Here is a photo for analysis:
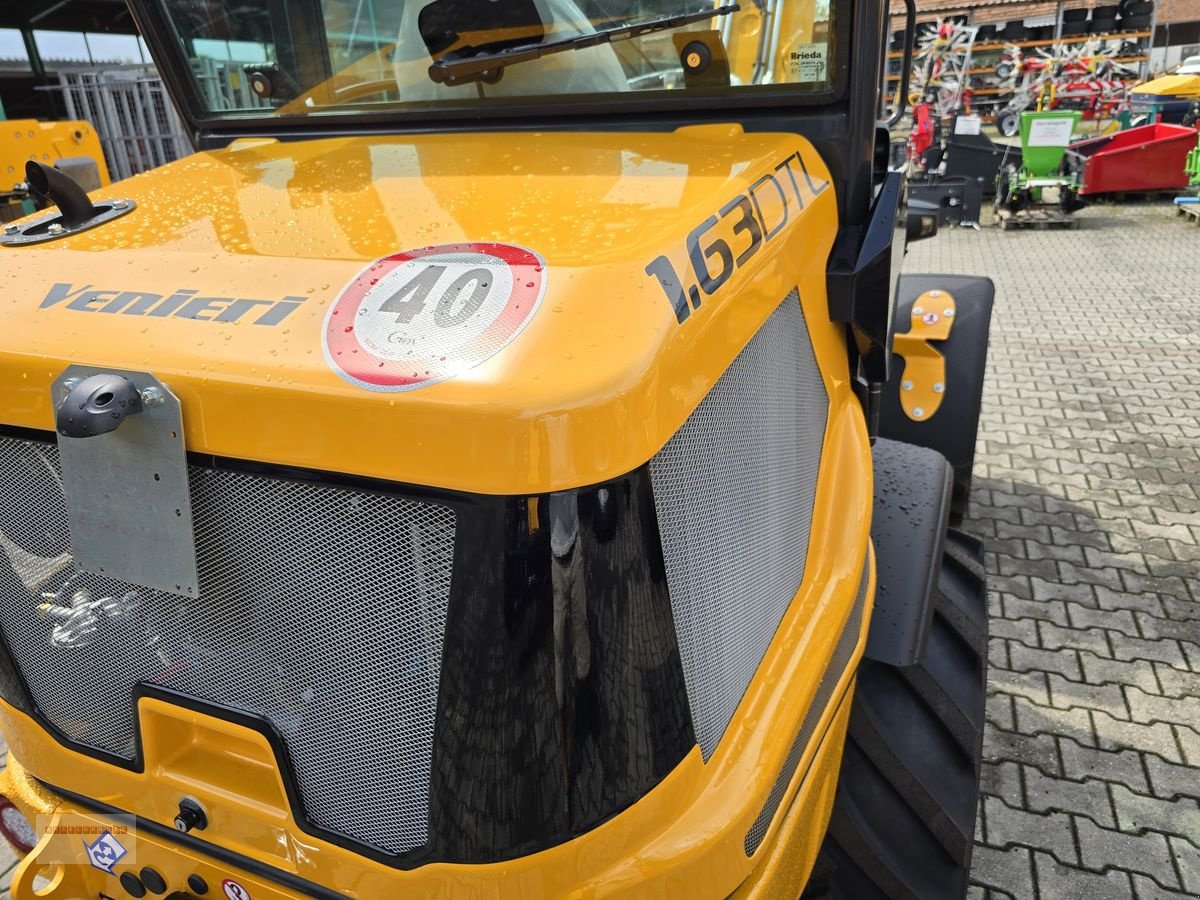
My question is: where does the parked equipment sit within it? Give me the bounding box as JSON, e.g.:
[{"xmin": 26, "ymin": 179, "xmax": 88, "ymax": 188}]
[
  {"xmin": 941, "ymin": 115, "xmax": 1021, "ymax": 197},
  {"xmin": 905, "ymin": 114, "xmax": 1010, "ymax": 226},
  {"xmin": 996, "ymin": 110, "xmax": 1086, "ymax": 227},
  {"xmin": 1175, "ymin": 127, "xmax": 1200, "ymax": 221},
  {"xmin": 1131, "ymin": 71, "xmax": 1200, "ymax": 124},
  {"xmin": 1067, "ymin": 122, "xmax": 1199, "ymax": 195},
  {"xmin": 908, "ymin": 101, "xmax": 943, "ymax": 171},
  {"xmin": 994, "ymin": 41, "xmax": 1136, "ymax": 136},
  {"xmin": 0, "ymin": 0, "xmax": 993, "ymax": 898}
]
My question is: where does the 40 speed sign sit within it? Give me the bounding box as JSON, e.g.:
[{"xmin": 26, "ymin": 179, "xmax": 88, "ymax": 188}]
[{"xmin": 323, "ymin": 242, "xmax": 546, "ymax": 391}]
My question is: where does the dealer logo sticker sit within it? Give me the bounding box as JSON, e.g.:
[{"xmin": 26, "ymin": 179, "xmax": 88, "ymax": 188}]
[
  {"xmin": 323, "ymin": 242, "xmax": 546, "ymax": 391},
  {"xmin": 82, "ymin": 830, "xmax": 127, "ymax": 873}
]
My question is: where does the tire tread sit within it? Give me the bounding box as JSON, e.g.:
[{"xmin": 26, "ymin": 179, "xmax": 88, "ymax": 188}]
[{"xmin": 802, "ymin": 529, "xmax": 987, "ymax": 900}]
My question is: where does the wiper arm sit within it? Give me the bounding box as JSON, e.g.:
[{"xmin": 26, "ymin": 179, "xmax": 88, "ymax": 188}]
[{"xmin": 428, "ymin": 4, "xmax": 740, "ymax": 86}]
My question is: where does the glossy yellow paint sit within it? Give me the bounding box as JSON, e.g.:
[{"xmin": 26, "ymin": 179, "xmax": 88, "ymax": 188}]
[
  {"xmin": 0, "ymin": 125, "xmax": 840, "ymax": 496},
  {"xmin": 725, "ymin": 4, "xmax": 768, "ymax": 85},
  {"xmin": 724, "ymin": 0, "xmax": 827, "ymax": 87},
  {"xmin": 0, "ymin": 124, "xmax": 874, "ymax": 896},
  {"xmin": 732, "ymin": 678, "xmax": 854, "ymax": 899},
  {"xmin": 0, "ymin": 119, "xmax": 109, "ymax": 189},
  {"xmin": 893, "ymin": 289, "xmax": 957, "ymax": 422},
  {"xmin": 9, "ymin": 806, "xmax": 303, "ymax": 900},
  {"xmin": 0, "ymin": 752, "xmax": 57, "ymax": 820}
]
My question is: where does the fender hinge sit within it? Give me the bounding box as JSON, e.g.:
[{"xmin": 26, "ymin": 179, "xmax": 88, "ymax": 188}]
[{"xmin": 892, "ymin": 289, "xmax": 957, "ymax": 421}]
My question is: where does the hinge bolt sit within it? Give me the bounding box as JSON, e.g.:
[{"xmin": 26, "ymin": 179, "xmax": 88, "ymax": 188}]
[
  {"xmin": 944, "ymin": 308, "xmax": 955, "ymax": 317},
  {"xmin": 3, "ymin": 224, "xmax": 17, "ymax": 234},
  {"xmin": 933, "ymin": 382, "xmax": 945, "ymax": 393},
  {"xmin": 929, "ymin": 290, "xmax": 942, "ymax": 297},
  {"xmin": 112, "ymin": 199, "xmax": 128, "ymax": 209},
  {"xmin": 47, "ymin": 223, "xmax": 64, "ymax": 235},
  {"xmin": 901, "ymin": 380, "xmax": 913, "ymax": 391},
  {"xmin": 139, "ymin": 386, "xmax": 165, "ymax": 407},
  {"xmin": 912, "ymin": 407, "xmax": 925, "ymax": 418},
  {"xmin": 912, "ymin": 306, "xmax": 924, "ymax": 315}
]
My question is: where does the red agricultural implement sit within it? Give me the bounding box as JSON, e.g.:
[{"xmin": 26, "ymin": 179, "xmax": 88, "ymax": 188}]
[{"xmin": 1067, "ymin": 122, "xmax": 1200, "ymax": 195}]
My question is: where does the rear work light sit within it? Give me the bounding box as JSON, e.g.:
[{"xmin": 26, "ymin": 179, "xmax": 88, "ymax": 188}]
[{"xmin": 0, "ymin": 794, "xmax": 36, "ymax": 854}]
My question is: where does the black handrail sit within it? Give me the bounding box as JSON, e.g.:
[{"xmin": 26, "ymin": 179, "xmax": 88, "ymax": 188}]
[{"xmin": 885, "ymin": 0, "xmax": 917, "ymax": 128}]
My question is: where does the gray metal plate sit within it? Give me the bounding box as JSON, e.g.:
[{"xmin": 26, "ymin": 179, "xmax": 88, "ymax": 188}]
[{"xmin": 51, "ymin": 366, "xmax": 198, "ymax": 596}]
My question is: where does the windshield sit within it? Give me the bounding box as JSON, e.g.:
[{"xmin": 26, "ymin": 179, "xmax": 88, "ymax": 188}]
[{"xmin": 157, "ymin": 0, "xmax": 835, "ymax": 118}]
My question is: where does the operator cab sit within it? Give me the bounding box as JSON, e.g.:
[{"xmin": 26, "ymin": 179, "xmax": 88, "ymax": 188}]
[{"xmin": 143, "ymin": 0, "xmax": 840, "ymax": 117}]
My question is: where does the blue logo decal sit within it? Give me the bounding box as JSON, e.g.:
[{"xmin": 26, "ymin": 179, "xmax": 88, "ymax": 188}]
[{"xmin": 83, "ymin": 830, "xmax": 127, "ymax": 873}]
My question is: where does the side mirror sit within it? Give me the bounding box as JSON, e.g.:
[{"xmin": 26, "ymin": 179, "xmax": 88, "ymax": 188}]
[{"xmin": 906, "ymin": 212, "xmax": 939, "ymax": 243}]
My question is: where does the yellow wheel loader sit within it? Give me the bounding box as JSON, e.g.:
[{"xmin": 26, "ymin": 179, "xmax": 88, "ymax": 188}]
[{"xmin": 0, "ymin": 1, "xmax": 993, "ymax": 898}]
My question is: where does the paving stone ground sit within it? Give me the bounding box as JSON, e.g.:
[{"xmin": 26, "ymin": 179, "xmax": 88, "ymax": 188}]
[
  {"xmin": 905, "ymin": 201, "xmax": 1200, "ymax": 900},
  {"xmin": 0, "ymin": 203, "xmax": 1193, "ymax": 899},
  {"xmin": 0, "ymin": 733, "xmax": 14, "ymax": 897}
]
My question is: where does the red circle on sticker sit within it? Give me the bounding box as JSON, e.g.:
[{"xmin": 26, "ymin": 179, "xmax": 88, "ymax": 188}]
[
  {"xmin": 323, "ymin": 242, "xmax": 546, "ymax": 391},
  {"xmin": 222, "ymin": 879, "xmax": 252, "ymax": 900}
]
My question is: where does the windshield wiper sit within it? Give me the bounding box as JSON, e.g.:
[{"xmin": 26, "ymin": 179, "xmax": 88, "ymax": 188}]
[{"xmin": 428, "ymin": 4, "xmax": 740, "ymax": 86}]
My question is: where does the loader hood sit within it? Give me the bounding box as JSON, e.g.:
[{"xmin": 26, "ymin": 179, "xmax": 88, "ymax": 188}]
[{"xmin": 0, "ymin": 126, "xmax": 838, "ymax": 493}]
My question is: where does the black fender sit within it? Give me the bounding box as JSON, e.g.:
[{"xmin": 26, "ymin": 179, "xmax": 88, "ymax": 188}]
[
  {"xmin": 866, "ymin": 438, "xmax": 953, "ymax": 667},
  {"xmin": 878, "ymin": 274, "xmax": 994, "ymax": 522}
]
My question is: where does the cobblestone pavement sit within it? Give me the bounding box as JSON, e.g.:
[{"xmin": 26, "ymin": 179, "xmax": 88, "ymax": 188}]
[
  {"xmin": 0, "ymin": 734, "xmax": 14, "ymax": 897},
  {"xmin": 905, "ymin": 202, "xmax": 1200, "ymax": 900}
]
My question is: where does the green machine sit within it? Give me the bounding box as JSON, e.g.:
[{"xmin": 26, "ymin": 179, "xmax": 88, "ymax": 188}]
[
  {"xmin": 1174, "ymin": 127, "xmax": 1200, "ymax": 221},
  {"xmin": 995, "ymin": 110, "xmax": 1085, "ymax": 227},
  {"xmin": 1189, "ymin": 133, "xmax": 1200, "ymax": 189}
]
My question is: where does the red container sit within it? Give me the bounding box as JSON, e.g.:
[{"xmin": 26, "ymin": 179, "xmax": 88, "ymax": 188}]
[{"xmin": 1070, "ymin": 123, "xmax": 1199, "ymax": 195}]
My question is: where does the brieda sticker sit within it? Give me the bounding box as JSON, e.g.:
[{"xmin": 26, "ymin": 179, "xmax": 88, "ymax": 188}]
[
  {"xmin": 323, "ymin": 242, "xmax": 546, "ymax": 391},
  {"xmin": 786, "ymin": 43, "xmax": 827, "ymax": 82}
]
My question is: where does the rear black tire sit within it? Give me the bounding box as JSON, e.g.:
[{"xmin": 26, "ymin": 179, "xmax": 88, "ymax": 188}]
[{"xmin": 802, "ymin": 529, "xmax": 988, "ymax": 900}]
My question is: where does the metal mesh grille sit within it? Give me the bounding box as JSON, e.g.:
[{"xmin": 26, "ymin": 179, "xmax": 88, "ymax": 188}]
[
  {"xmin": 0, "ymin": 438, "xmax": 456, "ymax": 854},
  {"xmin": 649, "ymin": 290, "xmax": 828, "ymax": 760},
  {"xmin": 744, "ymin": 555, "xmax": 870, "ymax": 855}
]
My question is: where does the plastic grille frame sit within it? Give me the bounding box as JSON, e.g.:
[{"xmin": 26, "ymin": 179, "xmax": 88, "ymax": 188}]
[
  {"xmin": 0, "ymin": 436, "xmax": 456, "ymax": 855},
  {"xmin": 649, "ymin": 289, "xmax": 829, "ymax": 760}
]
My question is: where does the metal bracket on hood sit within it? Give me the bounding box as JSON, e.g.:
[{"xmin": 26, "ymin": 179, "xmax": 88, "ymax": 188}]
[{"xmin": 51, "ymin": 365, "xmax": 199, "ymax": 597}]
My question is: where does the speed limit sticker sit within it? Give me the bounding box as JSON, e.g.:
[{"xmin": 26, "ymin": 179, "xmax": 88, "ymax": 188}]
[{"xmin": 323, "ymin": 242, "xmax": 546, "ymax": 391}]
